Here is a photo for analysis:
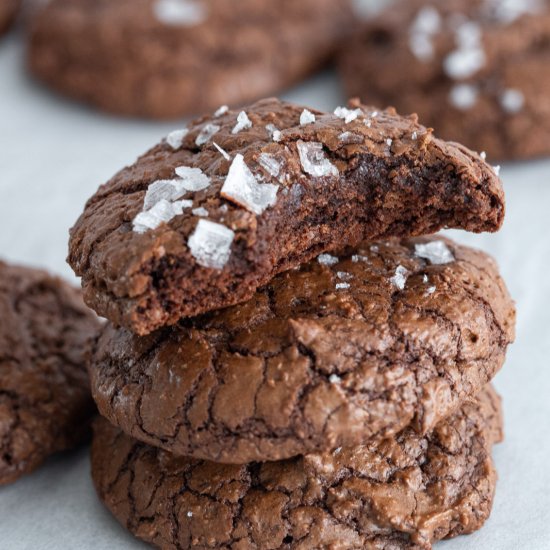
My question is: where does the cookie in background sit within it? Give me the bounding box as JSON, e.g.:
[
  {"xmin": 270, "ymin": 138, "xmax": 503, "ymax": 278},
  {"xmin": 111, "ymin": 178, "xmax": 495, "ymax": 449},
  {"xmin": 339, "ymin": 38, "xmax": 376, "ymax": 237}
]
[
  {"xmin": 27, "ymin": 0, "xmax": 354, "ymax": 119},
  {"xmin": 339, "ymin": 0, "xmax": 550, "ymax": 160}
]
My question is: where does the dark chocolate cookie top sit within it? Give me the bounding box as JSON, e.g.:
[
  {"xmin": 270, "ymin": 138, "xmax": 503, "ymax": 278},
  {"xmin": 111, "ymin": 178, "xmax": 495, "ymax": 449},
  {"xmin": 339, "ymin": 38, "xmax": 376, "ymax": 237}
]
[
  {"xmin": 92, "ymin": 385, "xmax": 502, "ymax": 550},
  {"xmin": 89, "ymin": 237, "xmax": 515, "ymax": 463},
  {"xmin": 28, "ymin": 0, "xmax": 353, "ymax": 118},
  {"xmin": 0, "ymin": 261, "xmax": 100, "ymax": 485},
  {"xmin": 69, "ymin": 98, "xmax": 505, "ymax": 335},
  {"xmin": 339, "ymin": 0, "xmax": 550, "ymax": 160}
]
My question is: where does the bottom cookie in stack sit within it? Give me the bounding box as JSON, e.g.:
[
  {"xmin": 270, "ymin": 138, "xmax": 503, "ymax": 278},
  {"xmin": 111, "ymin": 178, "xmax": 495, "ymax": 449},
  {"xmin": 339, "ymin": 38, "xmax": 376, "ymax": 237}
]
[{"xmin": 91, "ymin": 385, "xmax": 502, "ymax": 550}]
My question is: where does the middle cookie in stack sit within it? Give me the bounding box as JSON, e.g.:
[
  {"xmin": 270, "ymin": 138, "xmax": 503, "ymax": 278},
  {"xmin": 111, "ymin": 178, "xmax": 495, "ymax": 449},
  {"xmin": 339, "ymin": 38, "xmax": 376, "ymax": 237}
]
[
  {"xmin": 69, "ymin": 99, "xmax": 514, "ymax": 548},
  {"xmin": 90, "ymin": 237, "xmax": 514, "ymax": 464}
]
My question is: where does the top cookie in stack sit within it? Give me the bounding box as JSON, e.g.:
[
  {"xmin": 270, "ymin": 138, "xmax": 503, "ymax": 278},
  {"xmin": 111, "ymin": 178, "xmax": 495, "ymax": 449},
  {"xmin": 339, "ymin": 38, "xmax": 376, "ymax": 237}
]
[{"xmin": 68, "ymin": 98, "xmax": 504, "ymax": 336}]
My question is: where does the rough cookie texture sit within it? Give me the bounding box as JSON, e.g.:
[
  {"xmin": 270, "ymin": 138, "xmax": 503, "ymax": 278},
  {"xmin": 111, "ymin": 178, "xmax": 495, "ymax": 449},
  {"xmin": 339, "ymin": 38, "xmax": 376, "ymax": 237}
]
[
  {"xmin": 89, "ymin": 237, "xmax": 515, "ymax": 463},
  {"xmin": 339, "ymin": 0, "xmax": 550, "ymax": 160},
  {"xmin": 69, "ymin": 98, "xmax": 505, "ymax": 335},
  {"xmin": 92, "ymin": 385, "xmax": 503, "ymax": 550},
  {"xmin": 27, "ymin": 0, "xmax": 353, "ymax": 119},
  {"xmin": 0, "ymin": 0, "xmax": 19, "ymax": 35},
  {"xmin": 0, "ymin": 261, "xmax": 100, "ymax": 485}
]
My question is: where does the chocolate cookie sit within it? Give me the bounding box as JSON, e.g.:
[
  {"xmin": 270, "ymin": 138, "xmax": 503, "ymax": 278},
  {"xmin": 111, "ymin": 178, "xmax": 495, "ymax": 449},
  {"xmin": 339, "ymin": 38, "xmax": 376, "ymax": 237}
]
[
  {"xmin": 27, "ymin": 0, "xmax": 353, "ymax": 119},
  {"xmin": 339, "ymin": 0, "xmax": 550, "ymax": 160},
  {"xmin": 68, "ymin": 98, "xmax": 505, "ymax": 336},
  {"xmin": 91, "ymin": 385, "xmax": 502, "ymax": 550},
  {"xmin": 0, "ymin": 261, "xmax": 100, "ymax": 485},
  {"xmin": 0, "ymin": 0, "xmax": 19, "ymax": 36},
  {"xmin": 89, "ymin": 237, "xmax": 515, "ymax": 463}
]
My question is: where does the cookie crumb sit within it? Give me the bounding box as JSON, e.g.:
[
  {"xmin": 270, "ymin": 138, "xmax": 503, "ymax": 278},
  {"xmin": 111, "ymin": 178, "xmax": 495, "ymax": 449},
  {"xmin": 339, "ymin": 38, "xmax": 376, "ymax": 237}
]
[
  {"xmin": 188, "ymin": 219, "xmax": 234, "ymax": 269},
  {"xmin": 221, "ymin": 154, "xmax": 279, "ymax": 215},
  {"xmin": 415, "ymin": 241, "xmax": 455, "ymax": 265}
]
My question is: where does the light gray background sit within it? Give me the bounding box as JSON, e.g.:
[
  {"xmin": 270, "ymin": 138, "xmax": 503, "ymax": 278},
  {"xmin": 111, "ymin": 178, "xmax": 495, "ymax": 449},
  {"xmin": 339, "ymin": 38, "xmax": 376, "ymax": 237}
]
[{"xmin": 1, "ymin": 21, "xmax": 549, "ymax": 550}]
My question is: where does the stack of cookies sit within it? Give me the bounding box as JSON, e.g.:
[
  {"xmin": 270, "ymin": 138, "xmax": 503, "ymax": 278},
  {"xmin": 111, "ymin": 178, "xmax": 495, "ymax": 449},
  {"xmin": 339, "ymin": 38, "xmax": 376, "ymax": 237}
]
[{"xmin": 69, "ymin": 99, "xmax": 515, "ymax": 549}]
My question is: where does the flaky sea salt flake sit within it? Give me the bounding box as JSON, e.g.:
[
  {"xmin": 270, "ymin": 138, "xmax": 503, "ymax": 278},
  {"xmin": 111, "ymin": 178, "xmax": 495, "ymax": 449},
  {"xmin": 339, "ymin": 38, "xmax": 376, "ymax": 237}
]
[
  {"xmin": 154, "ymin": 0, "xmax": 207, "ymax": 27},
  {"xmin": 449, "ymin": 84, "xmax": 478, "ymax": 110},
  {"xmin": 196, "ymin": 123, "xmax": 220, "ymax": 146},
  {"xmin": 390, "ymin": 265, "xmax": 409, "ymax": 290},
  {"xmin": 213, "ymin": 142, "xmax": 231, "ymax": 161},
  {"xmin": 334, "ymin": 106, "xmax": 363, "ymax": 124},
  {"xmin": 192, "ymin": 207, "xmax": 208, "ymax": 217},
  {"xmin": 221, "ymin": 154, "xmax": 279, "ymax": 215},
  {"xmin": 166, "ymin": 128, "xmax": 188, "ymax": 149},
  {"xmin": 329, "ymin": 374, "xmax": 342, "ymax": 383},
  {"xmin": 415, "ymin": 241, "xmax": 455, "ymax": 265},
  {"xmin": 258, "ymin": 153, "xmax": 282, "ymax": 178},
  {"xmin": 297, "ymin": 141, "xmax": 338, "ymax": 178},
  {"xmin": 174, "ymin": 166, "xmax": 211, "ymax": 191},
  {"xmin": 133, "ymin": 199, "xmax": 188, "ymax": 234},
  {"xmin": 500, "ymin": 89, "xmax": 524, "ymax": 113},
  {"xmin": 214, "ymin": 105, "xmax": 229, "ymax": 117},
  {"xmin": 318, "ymin": 254, "xmax": 339, "ymax": 266},
  {"xmin": 232, "ymin": 111, "xmax": 252, "ymax": 134},
  {"xmin": 188, "ymin": 219, "xmax": 234, "ymax": 269},
  {"xmin": 300, "ymin": 109, "xmax": 316, "ymax": 125},
  {"xmin": 143, "ymin": 179, "xmax": 187, "ymax": 210}
]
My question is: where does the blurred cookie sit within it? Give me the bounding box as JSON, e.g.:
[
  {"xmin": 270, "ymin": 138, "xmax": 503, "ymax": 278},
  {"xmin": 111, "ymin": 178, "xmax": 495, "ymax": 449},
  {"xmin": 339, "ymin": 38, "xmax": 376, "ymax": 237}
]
[
  {"xmin": 28, "ymin": 0, "xmax": 353, "ymax": 119},
  {"xmin": 91, "ymin": 385, "xmax": 502, "ymax": 549},
  {"xmin": 0, "ymin": 0, "xmax": 19, "ymax": 35},
  {"xmin": 89, "ymin": 237, "xmax": 515, "ymax": 463},
  {"xmin": 68, "ymin": 98, "xmax": 505, "ymax": 336},
  {"xmin": 339, "ymin": 0, "xmax": 550, "ymax": 160},
  {"xmin": 0, "ymin": 261, "xmax": 100, "ymax": 485}
]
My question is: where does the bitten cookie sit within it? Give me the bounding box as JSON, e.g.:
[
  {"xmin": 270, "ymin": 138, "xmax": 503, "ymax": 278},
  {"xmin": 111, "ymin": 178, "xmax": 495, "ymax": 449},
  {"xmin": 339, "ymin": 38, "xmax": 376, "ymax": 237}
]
[
  {"xmin": 68, "ymin": 98, "xmax": 505, "ymax": 336},
  {"xmin": 92, "ymin": 385, "xmax": 503, "ymax": 550},
  {"xmin": 0, "ymin": 0, "xmax": 19, "ymax": 36},
  {"xmin": 27, "ymin": 0, "xmax": 353, "ymax": 119},
  {"xmin": 89, "ymin": 237, "xmax": 515, "ymax": 463},
  {"xmin": 0, "ymin": 261, "xmax": 100, "ymax": 485},
  {"xmin": 339, "ymin": 0, "xmax": 550, "ymax": 160}
]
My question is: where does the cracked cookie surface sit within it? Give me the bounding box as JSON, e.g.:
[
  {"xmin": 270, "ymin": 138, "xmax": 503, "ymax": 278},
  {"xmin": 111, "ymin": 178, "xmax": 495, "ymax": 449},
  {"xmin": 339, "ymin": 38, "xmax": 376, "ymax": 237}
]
[
  {"xmin": 339, "ymin": 0, "xmax": 550, "ymax": 160},
  {"xmin": 69, "ymin": 98, "xmax": 505, "ymax": 335},
  {"xmin": 89, "ymin": 237, "xmax": 515, "ymax": 463},
  {"xmin": 92, "ymin": 385, "xmax": 502, "ymax": 550},
  {"xmin": 0, "ymin": 261, "xmax": 101, "ymax": 484},
  {"xmin": 28, "ymin": 0, "xmax": 353, "ymax": 119}
]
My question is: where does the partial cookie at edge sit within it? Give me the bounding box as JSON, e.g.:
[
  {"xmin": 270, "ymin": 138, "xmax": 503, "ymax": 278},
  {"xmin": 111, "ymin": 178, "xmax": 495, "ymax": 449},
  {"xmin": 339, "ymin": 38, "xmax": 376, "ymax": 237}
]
[{"xmin": 0, "ymin": 261, "xmax": 101, "ymax": 485}]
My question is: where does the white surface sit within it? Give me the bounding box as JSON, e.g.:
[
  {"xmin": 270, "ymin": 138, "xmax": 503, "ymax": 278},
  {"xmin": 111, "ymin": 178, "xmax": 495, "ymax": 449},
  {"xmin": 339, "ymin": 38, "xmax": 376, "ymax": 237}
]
[{"xmin": 1, "ymin": 27, "xmax": 550, "ymax": 550}]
